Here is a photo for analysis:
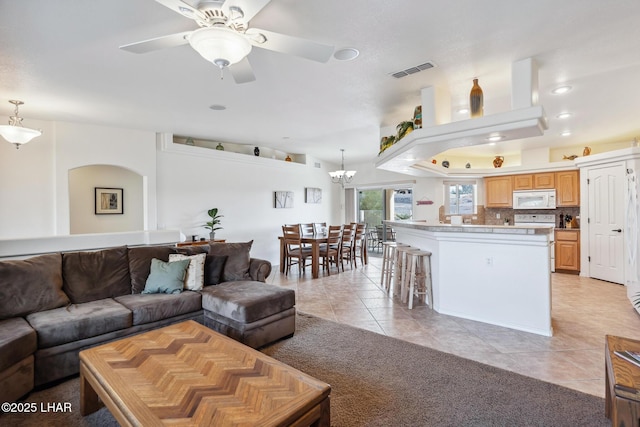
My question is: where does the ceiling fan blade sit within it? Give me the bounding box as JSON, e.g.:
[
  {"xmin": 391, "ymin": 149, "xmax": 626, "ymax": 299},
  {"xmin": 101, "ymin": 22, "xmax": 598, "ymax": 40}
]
[
  {"xmin": 229, "ymin": 57, "xmax": 256, "ymax": 84},
  {"xmin": 246, "ymin": 28, "xmax": 334, "ymax": 63},
  {"xmin": 222, "ymin": 0, "xmax": 271, "ymax": 25},
  {"xmin": 154, "ymin": 0, "xmax": 207, "ymax": 21},
  {"xmin": 120, "ymin": 31, "xmax": 192, "ymax": 54}
]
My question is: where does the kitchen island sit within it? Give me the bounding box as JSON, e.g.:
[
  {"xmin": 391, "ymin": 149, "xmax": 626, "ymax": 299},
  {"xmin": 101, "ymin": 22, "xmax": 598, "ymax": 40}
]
[{"xmin": 386, "ymin": 220, "xmax": 554, "ymax": 336}]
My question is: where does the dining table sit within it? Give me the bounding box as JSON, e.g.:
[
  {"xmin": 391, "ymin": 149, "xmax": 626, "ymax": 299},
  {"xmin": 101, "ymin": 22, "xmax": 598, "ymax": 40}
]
[{"xmin": 278, "ymin": 233, "xmax": 328, "ymax": 279}]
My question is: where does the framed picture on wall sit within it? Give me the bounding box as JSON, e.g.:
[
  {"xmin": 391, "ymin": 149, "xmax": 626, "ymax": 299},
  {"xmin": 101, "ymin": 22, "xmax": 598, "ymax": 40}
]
[
  {"xmin": 305, "ymin": 187, "xmax": 322, "ymax": 204},
  {"xmin": 95, "ymin": 187, "xmax": 123, "ymax": 215},
  {"xmin": 274, "ymin": 191, "xmax": 294, "ymax": 208}
]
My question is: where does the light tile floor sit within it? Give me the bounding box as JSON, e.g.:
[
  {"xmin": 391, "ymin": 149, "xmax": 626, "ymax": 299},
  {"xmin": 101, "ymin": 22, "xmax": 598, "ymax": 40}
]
[{"xmin": 268, "ymin": 253, "xmax": 640, "ymax": 398}]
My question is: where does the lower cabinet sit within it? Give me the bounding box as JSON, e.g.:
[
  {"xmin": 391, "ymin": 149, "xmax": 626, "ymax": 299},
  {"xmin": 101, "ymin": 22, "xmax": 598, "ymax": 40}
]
[{"xmin": 555, "ymin": 229, "xmax": 580, "ymax": 273}]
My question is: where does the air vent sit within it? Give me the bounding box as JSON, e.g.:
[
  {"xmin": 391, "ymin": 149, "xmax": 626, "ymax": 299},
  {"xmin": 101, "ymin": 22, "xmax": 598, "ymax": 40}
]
[
  {"xmin": 314, "ymin": 162, "xmax": 321, "ymax": 169},
  {"xmin": 391, "ymin": 61, "xmax": 436, "ymax": 79}
]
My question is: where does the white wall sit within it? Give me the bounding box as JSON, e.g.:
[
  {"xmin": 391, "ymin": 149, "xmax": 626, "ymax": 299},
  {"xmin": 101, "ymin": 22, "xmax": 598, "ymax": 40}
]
[
  {"xmin": 69, "ymin": 165, "xmax": 144, "ymax": 234},
  {"xmin": 0, "ymin": 118, "xmax": 55, "ymax": 239},
  {"xmin": 155, "ymin": 135, "xmax": 342, "ymax": 264},
  {"xmin": 54, "ymin": 122, "xmax": 157, "ymax": 235}
]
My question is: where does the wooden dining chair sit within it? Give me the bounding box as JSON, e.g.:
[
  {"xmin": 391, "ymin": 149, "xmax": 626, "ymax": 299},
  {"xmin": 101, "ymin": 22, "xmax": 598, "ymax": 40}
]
[
  {"xmin": 314, "ymin": 222, "xmax": 327, "ymax": 234},
  {"xmin": 282, "ymin": 225, "xmax": 312, "ymax": 275},
  {"xmin": 320, "ymin": 225, "xmax": 342, "ymax": 275},
  {"xmin": 301, "ymin": 223, "xmax": 315, "ymax": 235},
  {"xmin": 352, "ymin": 223, "xmax": 367, "ymax": 267},
  {"xmin": 340, "ymin": 223, "xmax": 356, "ymax": 271}
]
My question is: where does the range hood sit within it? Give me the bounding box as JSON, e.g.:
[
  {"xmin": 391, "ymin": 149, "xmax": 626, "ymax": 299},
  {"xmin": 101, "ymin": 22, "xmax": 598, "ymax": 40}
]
[{"xmin": 375, "ymin": 58, "xmax": 548, "ymax": 175}]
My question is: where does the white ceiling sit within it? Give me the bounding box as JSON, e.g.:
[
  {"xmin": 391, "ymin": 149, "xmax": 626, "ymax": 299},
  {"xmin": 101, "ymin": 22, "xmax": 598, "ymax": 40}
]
[{"xmin": 1, "ymin": 0, "xmax": 640, "ymax": 166}]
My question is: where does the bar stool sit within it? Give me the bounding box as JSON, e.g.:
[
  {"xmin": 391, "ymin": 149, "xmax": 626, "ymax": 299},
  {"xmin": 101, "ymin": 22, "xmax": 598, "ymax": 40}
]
[
  {"xmin": 403, "ymin": 249, "xmax": 433, "ymax": 310},
  {"xmin": 380, "ymin": 242, "xmax": 409, "ymax": 293},
  {"xmin": 393, "ymin": 245, "xmax": 415, "ymax": 298}
]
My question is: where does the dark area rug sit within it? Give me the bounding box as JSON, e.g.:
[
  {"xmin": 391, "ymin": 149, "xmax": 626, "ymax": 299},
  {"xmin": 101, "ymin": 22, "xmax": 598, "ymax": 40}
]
[{"xmin": 1, "ymin": 313, "xmax": 609, "ymax": 426}]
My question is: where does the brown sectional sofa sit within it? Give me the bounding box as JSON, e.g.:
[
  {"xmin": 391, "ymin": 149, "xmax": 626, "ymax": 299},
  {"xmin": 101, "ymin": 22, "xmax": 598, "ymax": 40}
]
[{"xmin": 0, "ymin": 241, "xmax": 295, "ymax": 403}]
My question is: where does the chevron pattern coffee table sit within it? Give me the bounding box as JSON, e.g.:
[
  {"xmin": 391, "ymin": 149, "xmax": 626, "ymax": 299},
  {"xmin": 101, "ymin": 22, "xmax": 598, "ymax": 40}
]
[{"xmin": 79, "ymin": 320, "xmax": 330, "ymax": 426}]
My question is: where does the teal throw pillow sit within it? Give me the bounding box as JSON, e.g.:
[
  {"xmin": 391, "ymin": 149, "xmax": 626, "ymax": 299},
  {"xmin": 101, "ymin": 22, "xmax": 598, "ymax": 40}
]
[{"xmin": 142, "ymin": 258, "xmax": 191, "ymax": 294}]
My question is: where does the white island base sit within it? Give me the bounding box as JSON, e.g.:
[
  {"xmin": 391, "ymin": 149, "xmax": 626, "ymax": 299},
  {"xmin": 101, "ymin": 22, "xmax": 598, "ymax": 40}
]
[{"xmin": 386, "ymin": 221, "xmax": 554, "ymax": 336}]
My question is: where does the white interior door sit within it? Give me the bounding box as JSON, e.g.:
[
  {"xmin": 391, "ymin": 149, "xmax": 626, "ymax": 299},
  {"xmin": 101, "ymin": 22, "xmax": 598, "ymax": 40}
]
[{"xmin": 588, "ymin": 164, "xmax": 625, "ymax": 284}]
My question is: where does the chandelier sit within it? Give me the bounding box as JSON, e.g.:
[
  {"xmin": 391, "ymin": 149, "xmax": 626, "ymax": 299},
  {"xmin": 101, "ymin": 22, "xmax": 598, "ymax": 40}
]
[
  {"xmin": 329, "ymin": 149, "xmax": 356, "ymax": 186},
  {"xmin": 0, "ymin": 100, "xmax": 42, "ymax": 149}
]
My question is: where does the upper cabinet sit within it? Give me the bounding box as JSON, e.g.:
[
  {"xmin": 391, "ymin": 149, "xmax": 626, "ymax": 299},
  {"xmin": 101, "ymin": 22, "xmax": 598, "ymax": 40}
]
[
  {"xmin": 513, "ymin": 174, "xmax": 533, "ymax": 190},
  {"xmin": 485, "ymin": 170, "xmax": 579, "ymax": 208},
  {"xmin": 485, "ymin": 176, "xmax": 513, "ymax": 208},
  {"xmin": 512, "ymin": 172, "xmax": 555, "ymax": 190},
  {"xmin": 556, "ymin": 170, "xmax": 580, "ymax": 207}
]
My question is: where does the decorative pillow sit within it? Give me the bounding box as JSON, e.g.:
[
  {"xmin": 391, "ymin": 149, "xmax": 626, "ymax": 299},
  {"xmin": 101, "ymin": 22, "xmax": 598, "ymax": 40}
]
[
  {"xmin": 209, "ymin": 241, "xmax": 253, "ymax": 282},
  {"xmin": 0, "ymin": 253, "xmax": 69, "ymax": 320},
  {"xmin": 204, "ymin": 255, "xmax": 228, "ymax": 286},
  {"xmin": 128, "ymin": 246, "xmax": 179, "ymax": 294},
  {"xmin": 142, "ymin": 258, "xmax": 190, "ymax": 294},
  {"xmin": 62, "ymin": 246, "xmax": 131, "ymax": 304},
  {"xmin": 168, "ymin": 253, "xmax": 206, "ymax": 291}
]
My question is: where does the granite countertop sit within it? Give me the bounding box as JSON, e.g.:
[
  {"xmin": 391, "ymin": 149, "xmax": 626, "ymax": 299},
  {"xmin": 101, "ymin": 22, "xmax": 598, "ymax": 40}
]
[{"xmin": 385, "ymin": 220, "xmax": 554, "ymax": 235}]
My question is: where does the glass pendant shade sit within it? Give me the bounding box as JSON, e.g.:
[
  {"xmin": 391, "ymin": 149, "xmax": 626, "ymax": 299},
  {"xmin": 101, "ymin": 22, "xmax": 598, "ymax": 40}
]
[
  {"xmin": 0, "ymin": 100, "xmax": 42, "ymax": 149},
  {"xmin": 0, "ymin": 125, "xmax": 42, "ymax": 144},
  {"xmin": 188, "ymin": 27, "xmax": 252, "ymax": 67}
]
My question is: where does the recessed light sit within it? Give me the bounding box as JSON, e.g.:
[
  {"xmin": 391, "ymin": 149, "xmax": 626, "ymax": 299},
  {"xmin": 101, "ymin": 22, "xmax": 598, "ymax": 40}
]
[
  {"xmin": 486, "ymin": 135, "xmax": 505, "ymax": 142},
  {"xmin": 333, "ymin": 48, "xmax": 360, "ymax": 61},
  {"xmin": 488, "ymin": 142, "xmax": 496, "ymax": 146},
  {"xmin": 456, "ymin": 107, "xmax": 470, "ymax": 114},
  {"xmin": 556, "ymin": 112, "xmax": 572, "ymax": 119},
  {"xmin": 561, "ymin": 130, "xmax": 572, "ymax": 137},
  {"xmin": 209, "ymin": 104, "xmax": 226, "ymax": 110},
  {"xmin": 552, "ymin": 85, "xmax": 572, "ymax": 95}
]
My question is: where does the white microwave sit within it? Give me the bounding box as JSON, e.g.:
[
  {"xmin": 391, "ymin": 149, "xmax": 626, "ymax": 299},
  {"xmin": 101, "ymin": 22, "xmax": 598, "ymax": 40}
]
[{"xmin": 513, "ymin": 190, "xmax": 557, "ymax": 209}]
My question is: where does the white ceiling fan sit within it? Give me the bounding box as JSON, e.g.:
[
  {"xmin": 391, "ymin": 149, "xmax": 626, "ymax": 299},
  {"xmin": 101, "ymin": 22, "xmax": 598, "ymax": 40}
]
[{"xmin": 120, "ymin": 0, "xmax": 335, "ymax": 83}]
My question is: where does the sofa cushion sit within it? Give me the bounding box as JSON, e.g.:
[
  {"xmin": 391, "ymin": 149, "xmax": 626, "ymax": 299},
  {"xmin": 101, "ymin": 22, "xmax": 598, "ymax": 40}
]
[
  {"xmin": 201, "ymin": 281, "xmax": 295, "ymax": 323},
  {"xmin": 209, "ymin": 241, "xmax": 253, "ymax": 282},
  {"xmin": 114, "ymin": 291, "xmax": 202, "ymax": 326},
  {"xmin": 0, "ymin": 253, "xmax": 69, "ymax": 320},
  {"xmin": 26, "ymin": 299, "xmax": 132, "ymax": 348},
  {"xmin": 62, "ymin": 246, "xmax": 131, "ymax": 304},
  {"xmin": 204, "ymin": 255, "xmax": 228, "ymax": 286},
  {"xmin": 0, "ymin": 318, "xmax": 37, "ymax": 372},
  {"xmin": 142, "ymin": 258, "xmax": 191, "ymax": 294},
  {"xmin": 169, "ymin": 253, "xmax": 206, "ymax": 291},
  {"xmin": 128, "ymin": 246, "xmax": 179, "ymax": 294}
]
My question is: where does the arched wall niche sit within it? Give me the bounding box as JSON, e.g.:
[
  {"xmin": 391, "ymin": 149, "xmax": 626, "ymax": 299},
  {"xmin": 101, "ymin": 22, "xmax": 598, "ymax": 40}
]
[{"xmin": 68, "ymin": 164, "xmax": 144, "ymax": 234}]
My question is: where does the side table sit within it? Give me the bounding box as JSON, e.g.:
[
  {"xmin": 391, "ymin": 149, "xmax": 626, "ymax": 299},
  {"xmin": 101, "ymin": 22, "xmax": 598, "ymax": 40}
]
[
  {"xmin": 605, "ymin": 335, "xmax": 640, "ymax": 426},
  {"xmin": 176, "ymin": 239, "xmax": 226, "ymax": 247}
]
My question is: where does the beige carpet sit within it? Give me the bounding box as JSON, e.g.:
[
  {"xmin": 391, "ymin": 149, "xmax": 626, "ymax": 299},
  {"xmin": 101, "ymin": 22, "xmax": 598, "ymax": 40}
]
[{"xmin": 2, "ymin": 313, "xmax": 609, "ymax": 426}]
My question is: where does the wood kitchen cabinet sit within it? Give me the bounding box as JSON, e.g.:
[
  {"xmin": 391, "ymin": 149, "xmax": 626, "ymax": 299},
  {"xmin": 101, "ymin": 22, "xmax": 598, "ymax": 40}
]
[
  {"xmin": 485, "ymin": 176, "xmax": 513, "ymax": 207},
  {"xmin": 513, "ymin": 174, "xmax": 533, "ymax": 190},
  {"xmin": 533, "ymin": 172, "xmax": 555, "ymax": 189},
  {"xmin": 556, "ymin": 170, "xmax": 580, "ymax": 207},
  {"xmin": 555, "ymin": 229, "xmax": 580, "ymax": 273},
  {"xmin": 512, "ymin": 172, "xmax": 555, "ymax": 190}
]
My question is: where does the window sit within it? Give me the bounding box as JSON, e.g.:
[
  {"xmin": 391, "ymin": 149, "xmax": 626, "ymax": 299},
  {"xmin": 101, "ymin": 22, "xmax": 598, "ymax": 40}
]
[{"xmin": 444, "ymin": 181, "xmax": 477, "ymax": 214}]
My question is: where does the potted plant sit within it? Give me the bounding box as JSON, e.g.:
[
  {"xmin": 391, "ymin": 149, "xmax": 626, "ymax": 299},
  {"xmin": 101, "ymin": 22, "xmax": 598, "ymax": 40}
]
[{"xmin": 203, "ymin": 208, "xmax": 223, "ymax": 240}]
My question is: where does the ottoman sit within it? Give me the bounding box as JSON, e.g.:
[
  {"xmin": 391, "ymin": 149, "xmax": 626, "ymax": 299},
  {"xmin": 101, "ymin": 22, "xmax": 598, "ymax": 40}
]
[{"xmin": 201, "ymin": 281, "xmax": 295, "ymax": 348}]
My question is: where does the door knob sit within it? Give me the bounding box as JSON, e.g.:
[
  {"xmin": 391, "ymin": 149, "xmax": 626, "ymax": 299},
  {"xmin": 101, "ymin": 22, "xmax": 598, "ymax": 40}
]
[{"xmin": 611, "ymin": 229, "xmax": 622, "ymax": 233}]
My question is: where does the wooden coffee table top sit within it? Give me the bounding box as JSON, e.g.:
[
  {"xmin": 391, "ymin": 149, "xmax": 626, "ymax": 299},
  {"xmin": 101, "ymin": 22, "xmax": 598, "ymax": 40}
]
[{"xmin": 79, "ymin": 320, "xmax": 330, "ymax": 426}]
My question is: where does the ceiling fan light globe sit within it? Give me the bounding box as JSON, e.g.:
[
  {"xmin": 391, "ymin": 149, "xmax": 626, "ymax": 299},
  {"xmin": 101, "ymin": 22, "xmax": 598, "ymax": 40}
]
[{"xmin": 188, "ymin": 27, "xmax": 252, "ymax": 67}]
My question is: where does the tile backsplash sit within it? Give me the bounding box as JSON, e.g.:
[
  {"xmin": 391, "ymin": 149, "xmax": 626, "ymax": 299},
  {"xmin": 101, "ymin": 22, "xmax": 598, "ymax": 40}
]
[
  {"xmin": 484, "ymin": 207, "xmax": 581, "ymax": 227},
  {"xmin": 438, "ymin": 205, "xmax": 580, "ymax": 227}
]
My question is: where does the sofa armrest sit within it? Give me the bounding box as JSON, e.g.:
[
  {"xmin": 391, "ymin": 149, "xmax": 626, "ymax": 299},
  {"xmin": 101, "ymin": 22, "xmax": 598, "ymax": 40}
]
[{"xmin": 249, "ymin": 258, "xmax": 271, "ymax": 282}]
